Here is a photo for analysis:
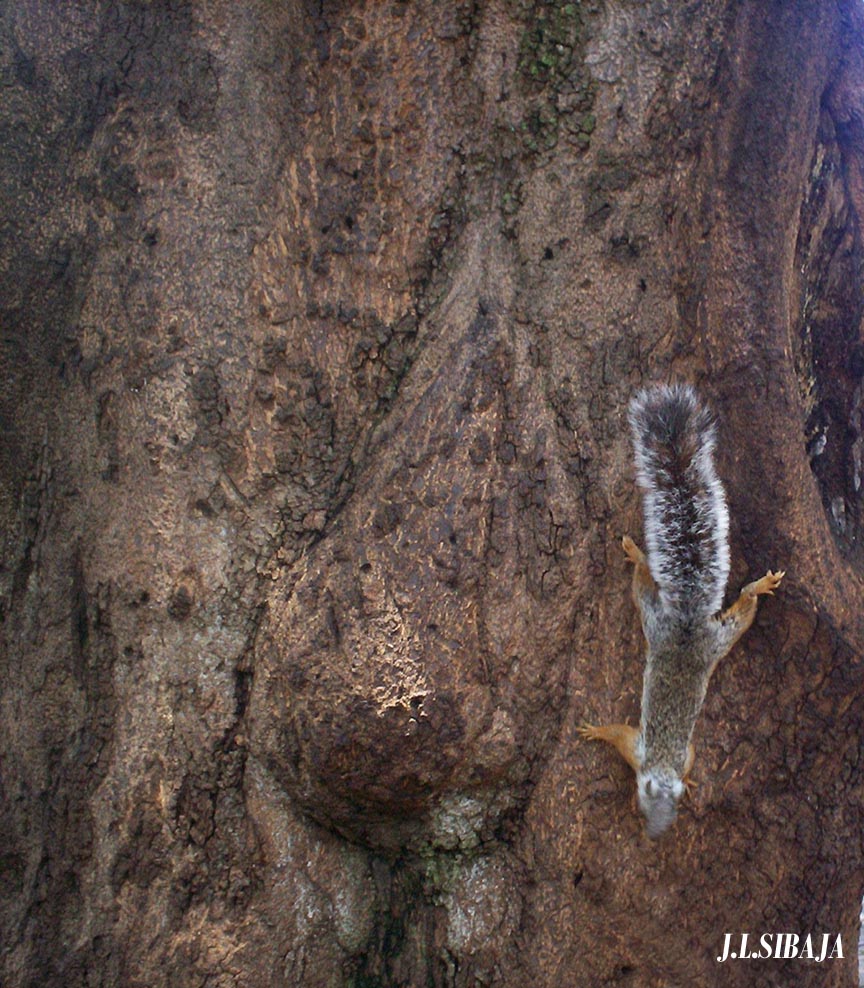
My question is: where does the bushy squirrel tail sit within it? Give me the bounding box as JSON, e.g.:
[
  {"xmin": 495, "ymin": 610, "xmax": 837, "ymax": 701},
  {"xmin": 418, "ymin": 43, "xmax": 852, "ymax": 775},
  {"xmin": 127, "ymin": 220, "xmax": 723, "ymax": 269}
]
[{"xmin": 629, "ymin": 383, "xmax": 730, "ymax": 620}]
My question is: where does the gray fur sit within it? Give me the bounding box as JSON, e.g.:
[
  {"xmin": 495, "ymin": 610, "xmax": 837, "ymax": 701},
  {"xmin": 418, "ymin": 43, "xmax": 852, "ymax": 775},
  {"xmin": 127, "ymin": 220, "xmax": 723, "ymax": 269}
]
[
  {"xmin": 629, "ymin": 385, "xmax": 731, "ymax": 838},
  {"xmin": 581, "ymin": 385, "xmax": 781, "ymax": 839},
  {"xmin": 629, "ymin": 383, "xmax": 730, "ymax": 621}
]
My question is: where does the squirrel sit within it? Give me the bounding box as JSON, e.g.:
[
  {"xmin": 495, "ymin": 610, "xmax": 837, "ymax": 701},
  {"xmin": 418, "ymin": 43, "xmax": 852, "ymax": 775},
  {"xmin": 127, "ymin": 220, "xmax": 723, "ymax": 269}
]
[{"xmin": 580, "ymin": 383, "xmax": 784, "ymax": 838}]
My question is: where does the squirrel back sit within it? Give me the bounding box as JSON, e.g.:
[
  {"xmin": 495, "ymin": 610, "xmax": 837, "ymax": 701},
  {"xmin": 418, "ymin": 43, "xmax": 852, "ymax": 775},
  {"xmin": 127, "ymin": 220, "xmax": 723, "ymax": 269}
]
[{"xmin": 628, "ymin": 384, "xmax": 730, "ymax": 621}]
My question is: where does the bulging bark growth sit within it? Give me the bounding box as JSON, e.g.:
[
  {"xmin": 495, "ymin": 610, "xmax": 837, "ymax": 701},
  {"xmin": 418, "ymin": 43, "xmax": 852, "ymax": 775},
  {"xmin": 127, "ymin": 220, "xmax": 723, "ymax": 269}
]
[{"xmin": 1, "ymin": 2, "xmax": 863, "ymax": 987}]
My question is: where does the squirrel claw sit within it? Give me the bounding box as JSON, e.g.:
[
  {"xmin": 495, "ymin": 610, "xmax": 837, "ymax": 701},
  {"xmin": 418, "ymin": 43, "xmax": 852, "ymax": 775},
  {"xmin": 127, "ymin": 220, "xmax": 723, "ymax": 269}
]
[
  {"xmin": 746, "ymin": 570, "xmax": 785, "ymax": 598},
  {"xmin": 621, "ymin": 535, "xmax": 644, "ymax": 566}
]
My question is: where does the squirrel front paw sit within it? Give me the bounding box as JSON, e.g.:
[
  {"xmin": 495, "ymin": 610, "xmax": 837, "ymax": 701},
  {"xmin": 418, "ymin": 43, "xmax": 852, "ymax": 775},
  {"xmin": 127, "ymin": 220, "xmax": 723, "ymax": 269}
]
[
  {"xmin": 578, "ymin": 723, "xmax": 604, "ymax": 742},
  {"xmin": 578, "ymin": 722, "xmax": 641, "ymax": 773}
]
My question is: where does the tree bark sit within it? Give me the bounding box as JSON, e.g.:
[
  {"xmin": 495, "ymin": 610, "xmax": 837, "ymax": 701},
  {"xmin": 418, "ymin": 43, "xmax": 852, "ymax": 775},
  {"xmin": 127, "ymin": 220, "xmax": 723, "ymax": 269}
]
[{"xmin": 2, "ymin": 2, "xmax": 863, "ymax": 986}]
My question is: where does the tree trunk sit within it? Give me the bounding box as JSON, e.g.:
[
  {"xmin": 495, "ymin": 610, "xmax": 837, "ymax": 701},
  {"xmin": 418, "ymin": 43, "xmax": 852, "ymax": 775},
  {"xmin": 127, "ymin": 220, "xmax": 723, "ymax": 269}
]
[{"xmin": 2, "ymin": 2, "xmax": 863, "ymax": 986}]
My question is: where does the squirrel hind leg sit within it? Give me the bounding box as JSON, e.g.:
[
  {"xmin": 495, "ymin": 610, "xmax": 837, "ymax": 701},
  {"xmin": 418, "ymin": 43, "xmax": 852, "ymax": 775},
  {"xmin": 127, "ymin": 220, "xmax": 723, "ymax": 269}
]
[
  {"xmin": 741, "ymin": 569, "xmax": 785, "ymax": 597},
  {"xmin": 579, "ymin": 722, "xmax": 641, "ymax": 774},
  {"xmin": 710, "ymin": 568, "xmax": 785, "ymax": 665},
  {"xmin": 622, "ymin": 535, "xmax": 662, "ymax": 637},
  {"xmin": 622, "ymin": 535, "xmax": 653, "ymax": 586}
]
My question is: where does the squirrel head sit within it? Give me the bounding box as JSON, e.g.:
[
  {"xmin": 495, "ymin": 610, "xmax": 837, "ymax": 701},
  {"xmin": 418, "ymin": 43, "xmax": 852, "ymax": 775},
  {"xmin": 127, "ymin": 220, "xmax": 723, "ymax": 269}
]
[{"xmin": 637, "ymin": 770, "xmax": 684, "ymax": 839}]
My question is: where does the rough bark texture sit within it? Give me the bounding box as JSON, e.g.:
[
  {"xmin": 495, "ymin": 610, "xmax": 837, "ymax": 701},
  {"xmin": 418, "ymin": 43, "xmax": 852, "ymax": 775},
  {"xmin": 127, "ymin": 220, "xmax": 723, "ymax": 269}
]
[{"xmin": 2, "ymin": 2, "xmax": 864, "ymax": 986}]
